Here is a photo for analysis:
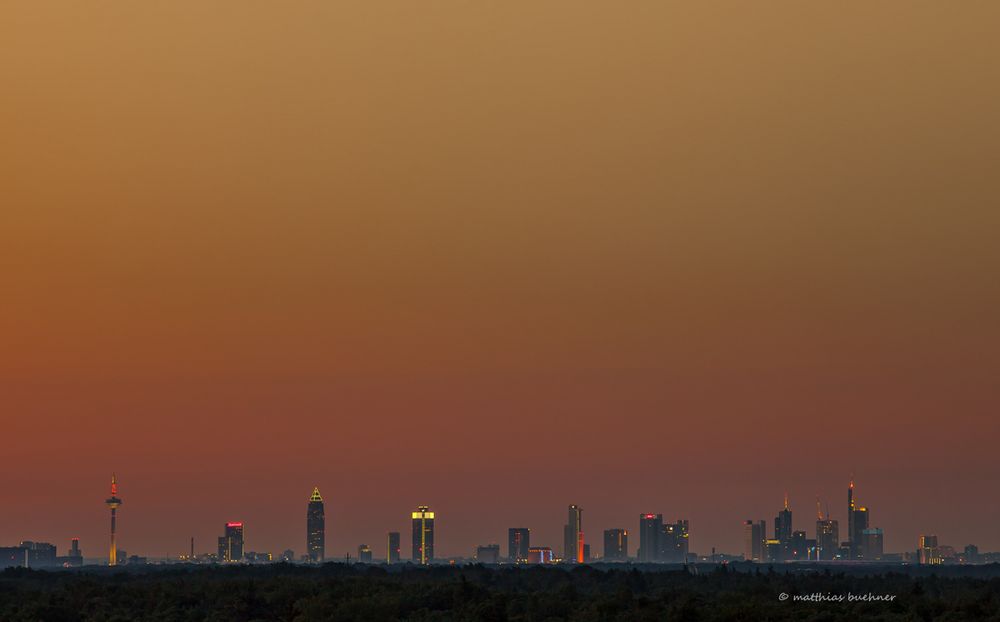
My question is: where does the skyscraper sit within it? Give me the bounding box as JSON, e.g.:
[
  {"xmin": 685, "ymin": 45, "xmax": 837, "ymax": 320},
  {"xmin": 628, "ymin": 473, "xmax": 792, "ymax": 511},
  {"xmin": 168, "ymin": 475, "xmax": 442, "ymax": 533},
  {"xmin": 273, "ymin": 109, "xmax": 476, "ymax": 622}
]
[
  {"xmin": 743, "ymin": 520, "xmax": 765, "ymax": 562},
  {"xmin": 852, "ymin": 506, "xmax": 869, "ymax": 558},
  {"xmin": 219, "ymin": 522, "xmax": 244, "ymax": 562},
  {"xmin": 603, "ymin": 529, "xmax": 628, "ymax": 561},
  {"xmin": 774, "ymin": 494, "xmax": 793, "ymax": 543},
  {"xmin": 788, "ymin": 530, "xmax": 814, "ymax": 560},
  {"xmin": 764, "ymin": 538, "xmax": 782, "ymax": 562},
  {"xmin": 862, "ymin": 528, "xmax": 883, "ymax": 560},
  {"xmin": 387, "ymin": 532, "xmax": 401, "ymax": 563},
  {"xmin": 411, "ymin": 505, "xmax": 435, "ymax": 564},
  {"xmin": 845, "ymin": 479, "xmax": 879, "ymax": 560},
  {"xmin": 508, "ymin": 528, "xmax": 530, "ymax": 563},
  {"xmin": 104, "ymin": 474, "xmax": 122, "ymax": 566},
  {"xmin": 306, "ymin": 487, "xmax": 325, "ymax": 563},
  {"xmin": 638, "ymin": 513, "xmax": 663, "ymax": 562},
  {"xmin": 919, "ymin": 534, "xmax": 940, "ymax": 564},
  {"xmin": 563, "ymin": 505, "xmax": 583, "ymax": 563},
  {"xmin": 659, "ymin": 520, "xmax": 689, "ymax": 562},
  {"xmin": 816, "ymin": 515, "xmax": 839, "ymax": 560},
  {"xmin": 847, "ymin": 480, "xmax": 856, "ymax": 555}
]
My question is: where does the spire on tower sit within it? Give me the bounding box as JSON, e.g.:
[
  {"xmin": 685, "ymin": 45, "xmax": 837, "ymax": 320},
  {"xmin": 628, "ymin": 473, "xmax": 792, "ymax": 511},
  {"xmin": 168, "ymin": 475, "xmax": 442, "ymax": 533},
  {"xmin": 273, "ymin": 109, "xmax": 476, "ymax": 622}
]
[
  {"xmin": 784, "ymin": 492, "xmax": 789, "ymax": 510},
  {"xmin": 816, "ymin": 496, "xmax": 823, "ymax": 520},
  {"xmin": 111, "ymin": 473, "xmax": 118, "ymax": 496},
  {"xmin": 310, "ymin": 487, "xmax": 323, "ymax": 502}
]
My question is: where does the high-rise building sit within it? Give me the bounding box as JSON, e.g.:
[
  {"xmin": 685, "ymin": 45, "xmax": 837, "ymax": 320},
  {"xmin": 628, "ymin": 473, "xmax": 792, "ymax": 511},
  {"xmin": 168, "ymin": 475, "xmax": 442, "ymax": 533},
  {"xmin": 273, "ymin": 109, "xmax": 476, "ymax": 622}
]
[
  {"xmin": 475, "ymin": 544, "xmax": 500, "ymax": 564},
  {"xmin": 852, "ymin": 507, "xmax": 869, "ymax": 558},
  {"xmin": 764, "ymin": 538, "xmax": 782, "ymax": 562},
  {"xmin": 105, "ymin": 474, "xmax": 122, "ymax": 566},
  {"xmin": 846, "ymin": 479, "xmax": 877, "ymax": 560},
  {"xmin": 743, "ymin": 520, "xmax": 766, "ymax": 562},
  {"xmin": 847, "ymin": 480, "xmax": 856, "ymax": 555},
  {"xmin": 411, "ymin": 505, "xmax": 435, "ymax": 564},
  {"xmin": 774, "ymin": 494, "xmax": 793, "ymax": 544},
  {"xmin": 862, "ymin": 528, "xmax": 883, "ymax": 560},
  {"xmin": 387, "ymin": 532, "xmax": 401, "ymax": 563},
  {"xmin": 306, "ymin": 487, "xmax": 325, "ymax": 563},
  {"xmin": 219, "ymin": 522, "xmax": 244, "ymax": 562},
  {"xmin": 357, "ymin": 544, "xmax": 373, "ymax": 563},
  {"xmin": 659, "ymin": 520, "xmax": 690, "ymax": 562},
  {"xmin": 563, "ymin": 505, "xmax": 583, "ymax": 563},
  {"xmin": 919, "ymin": 534, "xmax": 940, "ymax": 564},
  {"xmin": 788, "ymin": 530, "xmax": 814, "ymax": 560},
  {"xmin": 918, "ymin": 544, "xmax": 944, "ymax": 564},
  {"xmin": 603, "ymin": 529, "xmax": 628, "ymax": 561},
  {"xmin": 638, "ymin": 513, "xmax": 663, "ymax": 562},
  {"xmin": 816, "ymin": 517, "xmax": 839, "ymax": 560},
  {"xmin": 508, "ymin": 528, "xmax": 530, "ymax": 563}
]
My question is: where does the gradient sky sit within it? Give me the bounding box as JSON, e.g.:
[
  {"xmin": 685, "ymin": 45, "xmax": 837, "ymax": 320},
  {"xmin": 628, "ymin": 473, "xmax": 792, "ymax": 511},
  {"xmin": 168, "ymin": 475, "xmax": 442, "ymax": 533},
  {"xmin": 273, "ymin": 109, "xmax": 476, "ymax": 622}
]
[{"xmin": 2, "ymin": 2, "xmax": 999, "ymax": 560}]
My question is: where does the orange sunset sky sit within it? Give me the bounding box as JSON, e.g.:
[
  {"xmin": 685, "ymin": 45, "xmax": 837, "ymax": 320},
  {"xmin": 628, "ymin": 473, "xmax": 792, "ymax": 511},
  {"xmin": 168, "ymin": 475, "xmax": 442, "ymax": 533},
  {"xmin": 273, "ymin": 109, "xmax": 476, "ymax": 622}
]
[{"xmin": 1, "ymin": 2, "xmax": 999, "ymax": 559}]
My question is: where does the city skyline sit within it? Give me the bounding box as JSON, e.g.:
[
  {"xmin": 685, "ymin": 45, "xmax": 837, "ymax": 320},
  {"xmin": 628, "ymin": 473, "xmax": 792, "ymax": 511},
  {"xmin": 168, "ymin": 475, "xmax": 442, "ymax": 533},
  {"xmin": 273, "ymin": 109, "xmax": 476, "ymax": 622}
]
[
  {"xmin": 2, "ymin": 474, "xmax": 993, "ymax": 563},
  {"xmin": 3, "ymin": 1, "xmax": 999, "ymax": 568}
]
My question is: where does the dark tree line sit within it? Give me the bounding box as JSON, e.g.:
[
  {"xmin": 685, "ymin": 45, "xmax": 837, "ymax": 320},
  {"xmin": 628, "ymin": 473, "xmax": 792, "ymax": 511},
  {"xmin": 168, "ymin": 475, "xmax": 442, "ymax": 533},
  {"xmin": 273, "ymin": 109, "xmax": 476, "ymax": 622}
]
[{"xmin": 1, "ymin": 563, "xmax": 999, "ymax": 621}]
